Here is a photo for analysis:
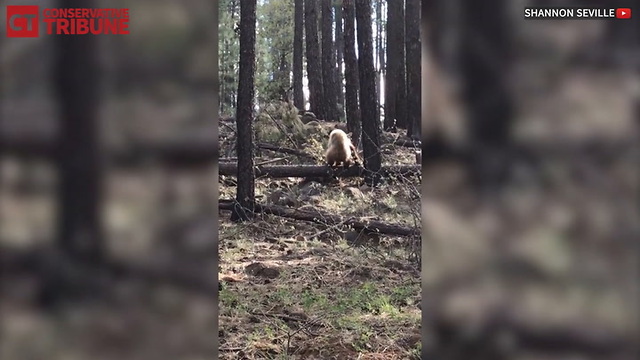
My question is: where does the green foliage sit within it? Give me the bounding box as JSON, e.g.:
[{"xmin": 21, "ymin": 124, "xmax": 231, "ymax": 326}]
[
  {"xmin": 254, "ymin": 102, "xmax": 307, "ymax": 145},
  {"xmin": 219, "ymin": 0, "xmax": 240, "ymax": 115},
  {"xmin": 256, "ymin": 0, "xmax": 295, "ymax": 104},
  {"xmin": 219, "ymin": 0, "xmax": 295, "ymax": 114}
]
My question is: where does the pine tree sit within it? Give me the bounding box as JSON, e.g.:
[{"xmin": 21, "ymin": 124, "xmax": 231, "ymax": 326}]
[
  {"xmin": 232, "ymin": 0, "xmax": 257, "ymax": 222},
  {"xmin": 355, "ymin": 0, "xmax": 382, "ymax": 185}
]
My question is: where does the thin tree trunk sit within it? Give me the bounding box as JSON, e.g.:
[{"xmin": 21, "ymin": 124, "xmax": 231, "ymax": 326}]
[
  {"xmin": 356, "ymin": 0, "xmax": 382, "ymax": 186},
  {"xmin": 293, "ymin": 0, "xmax": 305, "ymax": 109},
  {"xmin": 375, "ymin": 0, "xmax": 381, "ymax": 111},
  {"xmin": 396, "ymin": 0, "xmax": 408, "ymax": 129},
  {"xmin": 405, "ymin": 0, "xmax": 421, "ymax": 140},
  {"xmin": 384, "ymin": 0, "xmax": 402, "ymax": 131},
  {"xmin": 378, "ymin": 0, "xmax": 385, "ymax": 94},
  {"xmin": 335, "ymin": 0, "xmax": 345, "ymax": 119},
  {"xmin": 321, "ymin": 0, "xmax": 339, "ymax": 121},
  {"xmin": 221, "ymin": 38, "xmax": 226, "ymax": 114},
  {"xmin": 304, "ymin": 0, "xmax": 325, "ymax": 119},
  {"xmin": 276, "ymin": 50, "xmax": 290, "ymax": 101},
  {"xmin": 231, "ymin": 0, "xmax": 257, "ymax": 222},
  {"xmin": 343, "ymin": 0, "xmax": 361, "ymax": 147}
]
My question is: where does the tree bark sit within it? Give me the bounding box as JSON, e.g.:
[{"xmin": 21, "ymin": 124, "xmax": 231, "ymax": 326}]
[
  {"xmin": 405, "ymin": 0, "xmax": 421, "ymax": 140},
  {"xmin": 55, "ymin": 0, "xmax": 104, "ymax": 263},
  {"xmin": 232, "ymin": 0, "xmax": 257, "ymax": 222},
  {"xmin": 378, "ymin": 0, "xmax": 385, "ymax": 98},
  {"xmin": 275, "ymin": 49, "xmax": 290, "ymax": 102},
  {"xmin": 335, "ymin": 0, "xmax": 345, "ymax": 120},
  {"xmin": 384, "ymin": 0, "xmax": 404, "ymax": 131},
  {"xmin": 342, "ymin": 0, "xmax": 361, "ymax": 147},
  {"xmin": 219, "ymin": 201, "xmax": 420, "ymax": 237},
  {"xmin": 374, "ymin": 0, "xmax": 382, "ymax": 109},
  {"xmin": 460, "ymin": 0, "xmax": 513, "ymax": 189},
  {"xmin": 304, "ymin": 0, "xmax": 325, "ymax": 119},
  {"xmin": 321, "ymin": 0, "xmax": 339, "ymax": 121},
  {"xmin": 356, "ymin": 0, "xmax": 382, "ymax": 186},
  {"xmin": 293, "ymin": 0, "xmax": 305, "ymax": 109},
  {"xmin": 395, "ymin": 0, "xmax": 408, "ymax": 130}
]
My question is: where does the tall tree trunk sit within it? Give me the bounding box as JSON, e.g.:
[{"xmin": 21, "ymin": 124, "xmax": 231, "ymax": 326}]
[
  {"xmin": 396, "ymin": 0, "xmax": 407, "ymax": 130},
  {"xmin": 304, "ymin": 0, "xmax": 325, "ymax": 119},
  {"xmin": 293, "ymin": 0, "xmax": 305, "ymax": 110},
  {"xmin": 40, "ymin": 0, "xmax": 104, "ymax": 308},
  {"xmin": 374, "ymin": 0, "xmax": 381, "ymax": 111},
  {"xmin": 335, "ymin": 0, "xmax": 345, "ymax": 120},
  {"xmin": 378, "ymin": 0, "xmax": 385, "ymax": 96},
  {"xmin": 384, "ymin": 0, "xmax": 402, "ymax": 131},
  {"xmin": 460, "ymin": 0, "xmax": 513, "ymax": 188},
  {"xmin": 343, "ymin": 0, "xmax": 361, "ymax": 147},
  {"xmin": 321, "ymin": 0, "xmax": 339, "ymax": 121},
  {"xmin": 356, "ymin": 0, "xmax": 382, "ymax": 186},
  {"xmin": 231, "ymin": 0, "xmax": 257, "ymax": 222},
  {"xmin": 55, "ymin": 0, "xmax": 104, "ymax": 263},
  {"xmin": 405, "ymin": 0, "xmax": 421, "ymax": 140}
]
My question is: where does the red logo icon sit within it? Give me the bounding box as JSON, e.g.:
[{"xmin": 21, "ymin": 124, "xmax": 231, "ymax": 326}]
[
  {"xmin": 6, "ymin": 6, "xmax": 39, "ymax": 37},
  {"xmin": 616, "ymin": 8, "xmax": 631, "ymax": 19}
]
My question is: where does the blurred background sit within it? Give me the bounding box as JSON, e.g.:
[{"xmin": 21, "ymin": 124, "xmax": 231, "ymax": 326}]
[
  {"xmin": 1, "ymin": 0, "xmax": 218, "ymax": 359},
  {"xmin": 421, "ymin": 0, "xmax": 639, "ymax": 359},
  {"xmin": 1, "ymin": 0, "xmax": 638, "ymax": 359}
]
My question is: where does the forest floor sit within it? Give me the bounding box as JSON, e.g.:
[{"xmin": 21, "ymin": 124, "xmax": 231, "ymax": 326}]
[{"xmin": 218, "ymin": 118, "xmax": 422, "ymax": 359}]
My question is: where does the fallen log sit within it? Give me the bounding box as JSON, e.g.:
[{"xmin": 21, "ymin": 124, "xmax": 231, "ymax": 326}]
[
  {"xmin": 427, "ymin": 307, "xmax": 638, "ymax": 358},
  {"xmin": 219, "ymin": 200, "xmax": 420, "ymax": 236},
  {"xmin": 218, "ymin": 163, "xmax": 421, "ymax": 178},
  {"xmin": 421, "ymin": 277, "xmax": 640, "ymax": 358},
  {"xmin": 0, "ymin": 245, "xmax": 218, "ymax": 296},
  {"xmin": 113, "ymin": 140, "xmax": 217, "ymax": 167}
]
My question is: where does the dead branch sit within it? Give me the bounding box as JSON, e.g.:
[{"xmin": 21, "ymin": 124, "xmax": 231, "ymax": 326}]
[
  {"xmin": 219, "ymin": 121, "xmax": 236, "ymax": 134},
  {"xmin": 264, "ymin": 113, "xmax": 298, "ymax": 146},
  {"xmin": 219, "ymin": 115, "xmax": 235, "ymax": 122},
  {"xmin": 390, "ymin": 137, "xmax": 422, "ymax": 148},
  {"xmin": 218, "ymin": 163, "xmax": 420, "ymax": 178},
  {"xmin": 256, "ymin": 142, "xmax": 316, "ymax": 159},
  {"xmin": 255, "ymin": 157, "xmax": 288, "ymax": 166},
  {"xmin": 219, "ymin": 200, "xmax": 420, "ymax": 236}
]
